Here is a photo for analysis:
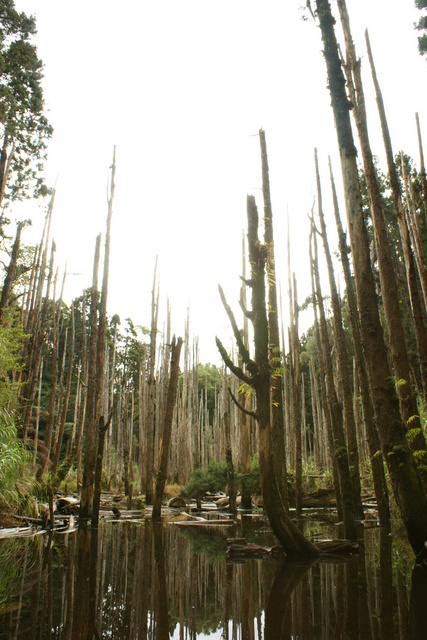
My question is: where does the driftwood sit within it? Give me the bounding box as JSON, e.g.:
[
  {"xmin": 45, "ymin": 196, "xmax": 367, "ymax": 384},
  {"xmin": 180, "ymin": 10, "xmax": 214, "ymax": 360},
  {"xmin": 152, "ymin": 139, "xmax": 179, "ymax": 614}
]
[
  {"xmin": 0, "ymin": 526, "xmax": 37, "ymax": 539},
  {"xmin": 167, "ymin": 496, "xmax": 187, "ymax": 508},
  {"xmin": 56, "ymin": 496, "xmax": 80, "ymax": 514}
]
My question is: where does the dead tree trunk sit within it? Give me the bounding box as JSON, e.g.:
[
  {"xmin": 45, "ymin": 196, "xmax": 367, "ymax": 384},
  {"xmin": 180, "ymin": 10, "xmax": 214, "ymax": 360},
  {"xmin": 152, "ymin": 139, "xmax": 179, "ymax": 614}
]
[
  {"xmin": 152, "ymin": 336, "xmax": 183, "ymax": 519},
  {"xmin": 259, "ymin": 129, "xmax": 288, "ymax": 510},
  {"xmin": 290, "ymin": 274, "xmax": 303, "ymax": 515},
  {"xmin": 91, "ymin": 149, "xmax": 115, "ymax": 524},
  {"xmin": 329, "ymin": 160, "xmax": 390, "ymax": 526},
  {"xmin": 52, "ymin": 305, "xmax": 75, "ymax": 474},
  {"xmin": 314, "ymin": 149, "xmax": 364, "ymax": 520},
  {"xmin": 79, "ymin": 236, "xmax": 101, "ymax": 518},
  {"xmin": 239, "ymin": 233, "xmax": 252, "ymax": 509},
  {"xmin": 316, "ymin": 0, "xmax": 427, "ymax": 556},
  {"xmin": 81, "ymin": 147, "xmax": 116, "ymax": 520},
  {"xmin": 0, "ymin": 221, "xmax": 24, "ymax": 324},
  {"xmin": 144, "ymin": 260, "xmax": 159, "ymax": 504},
  {"xmin": 217, "ymin": 195, "xmax": 319, "ymax": 557},
  {"xmin": 310, "ymin": 222, "xmax": 357, "ymax": 540},
  {"xmin": 337, "ymin": 3, "xmax": 427, "ymax": 489}
]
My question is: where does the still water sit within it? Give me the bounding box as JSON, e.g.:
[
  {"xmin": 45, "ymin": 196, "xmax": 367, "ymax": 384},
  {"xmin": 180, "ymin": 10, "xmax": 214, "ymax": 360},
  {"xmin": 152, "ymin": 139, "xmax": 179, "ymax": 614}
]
[{"xmin": 0, "ymin": 512, "xmax": 426, "ymax": 639}]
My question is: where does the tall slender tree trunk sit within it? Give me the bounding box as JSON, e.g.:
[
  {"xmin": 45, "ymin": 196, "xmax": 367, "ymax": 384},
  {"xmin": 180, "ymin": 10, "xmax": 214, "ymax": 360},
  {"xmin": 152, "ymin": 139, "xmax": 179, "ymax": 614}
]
[
  {"xmin": 259, "ymin": 129, "xmax": 289, "ymax": 511},
  {"xmin": 153, "ymin": 336, "xmax": 183, "ymax": 519},
  {"xmin": 316, "ymin": 0, "xmax": 427, "ymax": 556},
  {"xmin": 217, "ymin": 195, "xmax": 319, "ymax": 556},
  {"xmin": 337, "ymin": 2, "xmax": 427, "ymax": 490},
  {"xmin": 329, "ymin": 160, "xmax": 390, "ymax": 526},
  {"xmin": 239, "ymin": 233, "xmax": 252, "ymax": 509},
  {"xmin": 315, "ymin": 148, "xmax": 363, "ymax": 519},
  {"xmin": 0, "ymin": 221, "xmax": 24, "ymax": 323},
  {"xmin": 290, "ymin": 274, "xmax": 303, "ymax": 515},
  {"xmin": 80, "ymin": 237, "xmax": 101, "ymax": 518},
  {"xmin": 144, "ymin": 260, "xmax": 159, "ymax": 504},
  {"xmin": 81, "ymin": 147, "xmax": 116, "ymax": 520},
  {"xmin": 310, "ymin": 222, "xmax": 357, "ymax": 540}
]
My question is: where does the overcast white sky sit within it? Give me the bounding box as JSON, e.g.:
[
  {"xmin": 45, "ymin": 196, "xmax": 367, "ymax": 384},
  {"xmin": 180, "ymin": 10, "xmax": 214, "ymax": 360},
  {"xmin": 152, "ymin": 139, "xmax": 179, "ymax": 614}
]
[{"xmin": 10, "ymin": 0, "xmax": 427, "ymax": 363}]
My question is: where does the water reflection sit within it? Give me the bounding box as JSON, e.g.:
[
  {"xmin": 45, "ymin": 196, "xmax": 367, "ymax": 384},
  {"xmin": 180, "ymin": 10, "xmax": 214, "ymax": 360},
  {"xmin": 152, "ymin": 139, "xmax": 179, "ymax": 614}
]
[{"xmin": 0, "ymin": 517, "xmax": 425, "ymax": 639}]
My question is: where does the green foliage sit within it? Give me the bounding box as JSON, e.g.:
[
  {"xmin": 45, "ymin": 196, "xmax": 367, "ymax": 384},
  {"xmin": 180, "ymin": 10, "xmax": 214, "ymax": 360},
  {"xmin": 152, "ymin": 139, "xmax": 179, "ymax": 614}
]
[
  {"xmin": 0, "ymin": 409, "xmax": 30, "ymax": 506},
  {"xmin": 0, "ymin": 309, "xmax": 25, "ymax": 409},
  {"xmin": 0, "ymin": 0, "xmax": 53, "ymax": 214},
  {"xmin": 195, "ymin": 362, "xmax": 223, "ymax": 419},
  {"xmin": 406, "ymin": 427, "xmax": 422, "ymax": 444},
  {"xmin": 177, "ymin": 527, "xmax": 227, "ymax": 562},
  {"xmin": 184, "ymin": 461, "xmax": 228, "ymax": 499},
  {"xmin": 240, "ymin": 456, "xmax": 261, "ymax": 496},
  {"xmin": 416, "ymin": 1, "xmax": 427, "ymax": 55},
  {"xmin": 0, "ymin": 536, "xmax": 38, "ymax": 610}
]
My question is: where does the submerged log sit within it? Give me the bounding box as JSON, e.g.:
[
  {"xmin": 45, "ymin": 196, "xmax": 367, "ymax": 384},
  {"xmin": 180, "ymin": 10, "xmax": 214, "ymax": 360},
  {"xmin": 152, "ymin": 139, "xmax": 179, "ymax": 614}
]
[
  {"xmin": 226, "ymin": 537, "xmax": 359, "ymax": 560},
  {"xmin": 226, "ymin": 539, "xmax": 269, "ymax": 559},
  {"xmin": 315, "ymin": 539, "xmax": 359, "ymax": 555}
]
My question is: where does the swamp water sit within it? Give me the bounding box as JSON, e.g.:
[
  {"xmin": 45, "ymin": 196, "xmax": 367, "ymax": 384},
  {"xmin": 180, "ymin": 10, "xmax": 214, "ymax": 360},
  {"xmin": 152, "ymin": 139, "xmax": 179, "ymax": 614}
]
[{"xmin": 0, "ymin": 511, "xmax": 426, "ymax": 639}]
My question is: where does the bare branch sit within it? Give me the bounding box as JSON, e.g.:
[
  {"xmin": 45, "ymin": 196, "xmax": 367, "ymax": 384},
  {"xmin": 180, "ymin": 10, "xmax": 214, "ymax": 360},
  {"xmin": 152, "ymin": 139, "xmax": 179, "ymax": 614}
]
[
  {"xmin": 218, "ymin": 284, "xmax": 252, "ymax": 365},
  {"xmin": 215, "ymin": 337, "xmax": 252, "ymax": 385}
]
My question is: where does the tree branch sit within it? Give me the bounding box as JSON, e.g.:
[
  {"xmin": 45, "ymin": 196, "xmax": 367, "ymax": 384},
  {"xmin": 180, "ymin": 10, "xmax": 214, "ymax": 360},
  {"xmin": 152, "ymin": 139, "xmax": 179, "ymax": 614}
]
[
  {"xmin": 228, "ymin": 386, "xmax": 258, "ymax": 419},
  {"xmin": 218, "ymin": 284, "xmax": 252, "ymax": 365},
  {"xmin": 215, "ymin": 337, "xmax": 252, "ymax": 385}
]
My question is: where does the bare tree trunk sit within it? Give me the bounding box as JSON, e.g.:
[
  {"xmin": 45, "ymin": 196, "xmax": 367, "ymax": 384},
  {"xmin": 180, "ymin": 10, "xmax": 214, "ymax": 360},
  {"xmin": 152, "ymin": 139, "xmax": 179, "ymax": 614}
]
[
  {"xmin": 52, "ymin": 306, "xmax": 75, "ymax": 473},
  {"xmin": 291, "ymin": 274, "xmax": 303, "ymax": 515},
  {"xmin": 224, "ymin": 409, "xmax": 237, "ymax": 514},
  {"xmin": 316, "ymin": 0, "xmax": 427, "ymax": 556},
  {"xmin": 315, "ymin": 148, "xmax": 363, "ymax": 519},
  {"xmin": 90, "ymin": 149, "xmax": 115, "ymax": 523},
  {"xmin": 76, "ymin": 297, "xmax": 88, "ymax": 492},
  {"xmin": 152, "ymin": 336, "xmax": 183, "ymax": 519},
  {"xmin": 36, "ymin": 270, "xmax": 61, "ymax": 480},
  {"xmin": 239, "ymin": 233, "xmax": 252, "ymax": 509},
  {"xmin": 329, "ymin": 160, "xmax": 390, "ymax": 526},
  {"xmin": 0, "ymin": 221, "xmax": 24, "ymax": 323},
  {"xmin": 144, "ymin": 260, "xmax": 159, "ymax": 504},
  {"xmin": 310, "ymin": 222, "xmax": 357, "ymax": 539},
  {"xmin": 259, "ymin": 129, "xmax": 288, "ymax": 510},
  {"xmin": 217, "ymin": 195, "xmax": 319, "ymax": 556},
  {"xmin": 337, "ymin": 3, "xmax": 427, "ymax": 489},
  {"xmin": 416, "ymin": 113, "xmax": 427, "ymax": 231},
  {"xmin": 79, "ymin": 235, "xmax": 101, "ymax": 518}
]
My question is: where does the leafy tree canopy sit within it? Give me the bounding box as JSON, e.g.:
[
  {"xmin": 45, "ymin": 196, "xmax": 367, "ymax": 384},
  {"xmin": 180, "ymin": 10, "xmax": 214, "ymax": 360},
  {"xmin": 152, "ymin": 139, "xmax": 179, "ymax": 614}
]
[
  {"xmin": 0, "ymin": 0, "xmax": 53, "ymax": 223},
  {"xmin": 415, "ymin": 0, "xmax": 427, "ymax": 56}
]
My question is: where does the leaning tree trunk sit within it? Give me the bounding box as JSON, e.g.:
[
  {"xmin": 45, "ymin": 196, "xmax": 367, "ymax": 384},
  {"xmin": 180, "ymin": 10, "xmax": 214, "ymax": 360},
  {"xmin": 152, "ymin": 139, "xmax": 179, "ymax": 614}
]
[
  {"xmin": 217, "ymin": 194, "xmax": 319, "ymax": 557},
  {"xmin": 337, "ymin": 2, "xmax": 427, "ymax": 490},
  {"xmin": 315, "ymin": 0, "xmax": 427, "ymax": 556},
  {"xmin": 0, "ymin": 221, "xmax": 24, "ymax": 324},
  {"xmin": 310, "ymin": 222, "xmax": 357, "ymax": 540},
  {"xmin": 329, "ymin": 159, "xmax": 390, "ymax": 527},
  {"xmin": 315, "ymin": 149, "xmax": 363, "ymax": 520}
]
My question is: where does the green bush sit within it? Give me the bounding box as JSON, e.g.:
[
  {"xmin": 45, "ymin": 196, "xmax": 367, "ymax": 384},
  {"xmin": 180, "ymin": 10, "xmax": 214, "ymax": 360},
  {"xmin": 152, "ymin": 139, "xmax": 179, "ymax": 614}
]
[
  {"xmin": 241, "ymin": 456, "xmax": 261, "ymax": 496},
  {"xmin": 0, "ymin": 410, "xmax": 30, "ymax": 507},
  {"xmin": 184, "ymin": 461, "xmax": 228, "ymax": 500}
]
